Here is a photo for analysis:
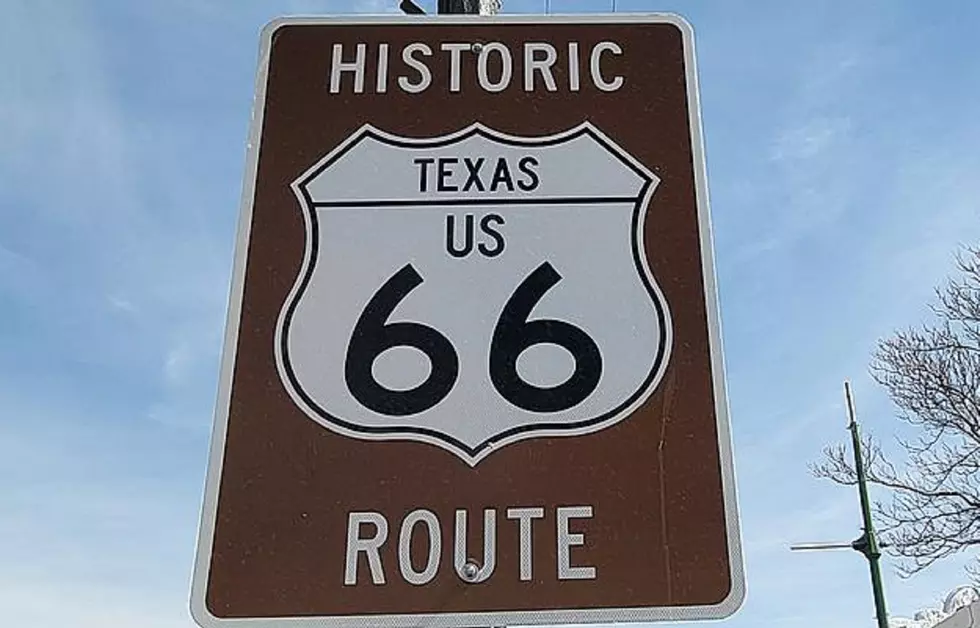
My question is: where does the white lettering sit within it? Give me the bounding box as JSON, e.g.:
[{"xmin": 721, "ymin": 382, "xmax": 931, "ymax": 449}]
[
  {"xmin": 441, "ymin": 42, "xmax": 470, "ymax": 93},
  {"xmin": 399, "ymin": 43, "xmax": 433, "ymax": 94},
  {"xmin": 590, "ymin": 41, "xmax": 624, "ymax": 92},
  {"xmin": 524, "ymin": 43, "xmax": 558, "ymax": 92},
  {"xmin": 557, "ymin": 506, "xmax": 596, "ymax": 580},
  {"xmin": 344, "ymin": 511, "xmax": 388, "ymax": 585},
  {"xmin": 398, "ymin": 509, "xmax": 441, "ymax": 585},
  {"xmin": 568, "ymin": 42, "xmax": 581, "ymax": 92},
  {"xmin": 477, "ymin": 42, "xmax": 513, "ymax": 93},
  {"xmin": 506, "ymin": 507, "xmax": 544, "ymax": 581},
  {"xmin": 376, "ymin": 43, "xmax": 390, "ymax": 93},
  {"xmin": 454, "ymin": 508, "xmax": 497, "ymax": 583},
  {"xmin": 344, "ymin": 505, "xmax": 599, "ymax": 585},
  {"xmin": 330, "ymin": 43, "xmax": 366, "ymax": 94},
  {"xmin": 325, "ymin": 40, "xmax": 628, "ymax": 95}
]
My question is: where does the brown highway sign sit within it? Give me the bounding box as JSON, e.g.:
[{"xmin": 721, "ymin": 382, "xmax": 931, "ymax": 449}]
[{"xmin": 191, "ymin": 13, "xmax": 744, "ymax": 628}]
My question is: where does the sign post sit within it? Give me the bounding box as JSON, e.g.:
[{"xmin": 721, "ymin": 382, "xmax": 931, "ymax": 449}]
[
  {"xmin": 437, "ymin": 0, "xmax": 480, "ymax": 14},
  {"xmin": 191, "ymin": 13, "xmax": 744, "ymax": 628}
]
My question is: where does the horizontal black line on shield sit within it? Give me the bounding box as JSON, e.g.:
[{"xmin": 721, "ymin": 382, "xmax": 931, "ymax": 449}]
[{"xmin": 309, "ymin": 196, "xmax": 641, "ymax": 209}]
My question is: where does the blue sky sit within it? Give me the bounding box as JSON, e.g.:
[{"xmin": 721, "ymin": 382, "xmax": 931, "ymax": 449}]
[{"xmin": 1, "ymin": 0, "xmax": 979, "ymax": 626}]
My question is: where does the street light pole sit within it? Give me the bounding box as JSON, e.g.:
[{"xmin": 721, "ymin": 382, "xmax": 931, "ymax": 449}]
[
  {"xmin": 844, "ymin": 380, "xmax": 890, "ymax": 628},
  {"xmin": 790, "ymin": 382, "xmax": 891, "ymax": 627}
]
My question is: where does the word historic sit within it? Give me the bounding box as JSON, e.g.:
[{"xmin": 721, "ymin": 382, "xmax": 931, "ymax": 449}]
[{"xmin": 328, "ymin": 40, "xmax": 626, "ymax": 95}]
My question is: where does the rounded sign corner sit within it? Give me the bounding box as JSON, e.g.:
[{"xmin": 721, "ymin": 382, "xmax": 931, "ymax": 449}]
[
  {"xmin": 189, "ymin": 589, "xmax": 223, "ymax": 628},
  {"xmin": 259, "ymin": 15, "xmax": 295, "ymax": 44},
  {"xmin": 655, "ymin": 12, "xmax": 696, "ymax": 42},
  {"xmin": 715, "ymin": 567, "xmax": 748, "ymax": 620}
]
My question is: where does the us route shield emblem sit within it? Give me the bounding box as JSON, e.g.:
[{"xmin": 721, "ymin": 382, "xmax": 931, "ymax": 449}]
[{"xmin": 276, "ymin": 122, "xmax": 672, "ymax": 465}]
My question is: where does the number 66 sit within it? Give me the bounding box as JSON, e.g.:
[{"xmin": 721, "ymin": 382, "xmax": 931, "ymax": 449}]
[{"xmin": 344, "ymin": 261, "xmax": 603, "ymax": 417}]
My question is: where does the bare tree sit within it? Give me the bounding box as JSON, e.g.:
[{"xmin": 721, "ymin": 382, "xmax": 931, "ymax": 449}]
[{"xmin": 813, "ymin": 246, "xmax": 980, "ymax": 580}]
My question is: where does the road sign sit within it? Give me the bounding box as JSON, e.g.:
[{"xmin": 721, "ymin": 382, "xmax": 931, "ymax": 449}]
[{"xmin": 191, "ymin": 13, "xmax": 744, "ymax": 628}]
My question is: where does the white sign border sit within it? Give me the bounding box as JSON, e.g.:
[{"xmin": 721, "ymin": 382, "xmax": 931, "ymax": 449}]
[{"xmin": 191, "ymin": 11, "xmax": 745, "ymax": 628}]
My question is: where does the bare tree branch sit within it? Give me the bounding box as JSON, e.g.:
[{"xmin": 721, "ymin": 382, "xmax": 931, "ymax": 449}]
[{"xmin": 813, "ymin": 245, "xmax": 980, "ymax": 582}]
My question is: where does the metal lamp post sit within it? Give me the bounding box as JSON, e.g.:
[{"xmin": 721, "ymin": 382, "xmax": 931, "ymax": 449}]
[{"xmin": 791, "ymin": 381, "xmax": 890, "ymax": 628}]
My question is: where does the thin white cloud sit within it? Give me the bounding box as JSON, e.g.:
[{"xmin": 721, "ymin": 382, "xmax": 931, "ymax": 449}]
[
  {"xmin": 0, "ymin": 0, "xmax": 234, "ymax": 430},
  {"xmin": 769, "ymin": 116, "xmax": 853, "ymax": 163},
  {"xmin": 107, "ymin": 294, "xmax": 138, "ymax": 313},
  {"xmin": 0, "ymin": 579, "xmax": 196, "ymax": 628},
  {"xmin": 164, "ymin": 341, "xmax": 194, "ymax": 385},
  {"xmin": 0, "ymin": 384, "xmax": 204, "ymax": 626}
]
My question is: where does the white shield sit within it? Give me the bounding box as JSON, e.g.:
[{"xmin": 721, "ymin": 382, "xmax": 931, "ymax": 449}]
[{"xmin": 275, "ymin": 122, "xmax": 673, "ymax": 466}]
